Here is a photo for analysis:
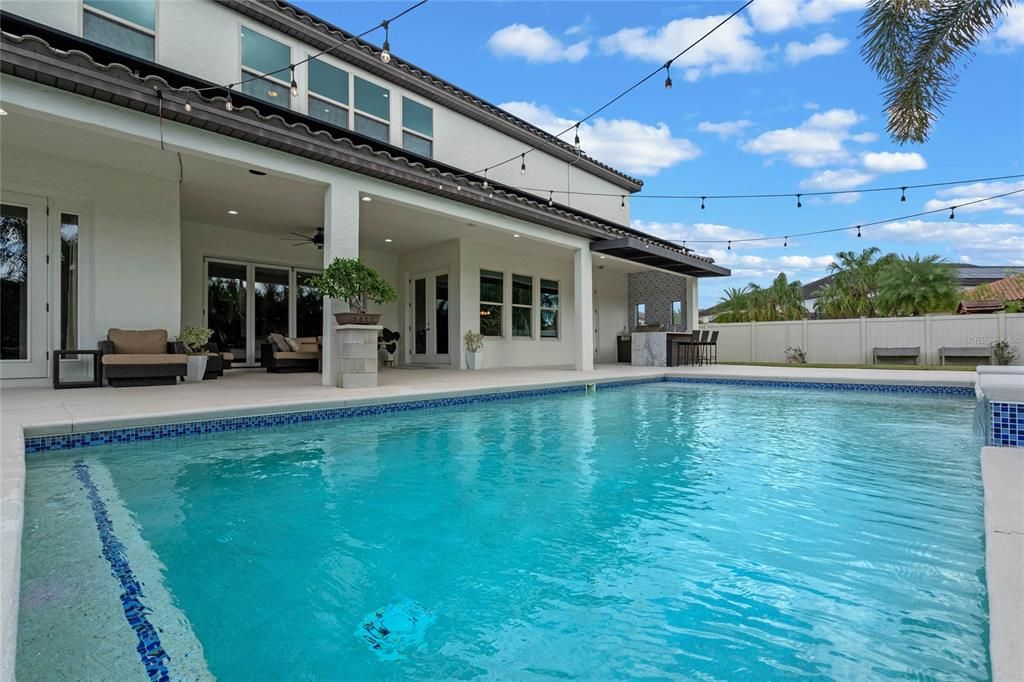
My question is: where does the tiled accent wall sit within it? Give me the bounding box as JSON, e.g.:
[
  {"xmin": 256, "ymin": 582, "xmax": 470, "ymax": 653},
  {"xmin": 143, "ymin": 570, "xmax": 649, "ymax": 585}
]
[
  {"xmin": 991, "ymin": 401, "xmax": 1023, "ymax": 447},
  {"xmin": 627, "ymin": 271, "xmax": 688, "ymax": 331}
]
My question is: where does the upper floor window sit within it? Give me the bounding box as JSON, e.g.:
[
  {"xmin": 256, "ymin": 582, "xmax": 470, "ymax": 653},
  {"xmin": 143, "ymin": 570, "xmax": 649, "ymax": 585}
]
[
  {"xmin": 402, "ymin": 97, "xmax": 433, "ymax": 158},
  {"xmin": 240, "ymin": 27, "xmax": 291, "ymax": 106},
  {"xmin": 307, "ymin": 58, "xmax": 349, "ymax": 128},
  {"xmin": 354, "ymin": 76, "xmax": 390, "ymax": 143},
  {"xmin": 83, "ymin": 0, "xmax": 155, "ymax": 60}
]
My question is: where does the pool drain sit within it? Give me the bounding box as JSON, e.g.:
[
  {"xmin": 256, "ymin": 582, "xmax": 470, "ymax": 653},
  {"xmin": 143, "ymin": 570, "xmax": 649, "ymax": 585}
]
[{"xmin": 357, "ymin": 598, "xmax": 435, "ymax": 660}]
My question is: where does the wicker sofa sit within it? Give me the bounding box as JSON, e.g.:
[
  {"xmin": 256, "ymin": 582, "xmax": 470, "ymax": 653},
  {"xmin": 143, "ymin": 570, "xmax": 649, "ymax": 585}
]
[
  {"xmin": 260, "ymin": 335, "xmax": 321, "ymax": 373},
  {"xmin": 98, "ymin": 329, "xmax": 186, "ymax": 387}
]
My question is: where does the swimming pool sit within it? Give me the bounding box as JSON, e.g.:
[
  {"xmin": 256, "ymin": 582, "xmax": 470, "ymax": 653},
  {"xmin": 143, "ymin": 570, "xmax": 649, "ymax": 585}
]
[{"xmin": 18, "ymin": 382, "xmax": 988, "ymax": 680}]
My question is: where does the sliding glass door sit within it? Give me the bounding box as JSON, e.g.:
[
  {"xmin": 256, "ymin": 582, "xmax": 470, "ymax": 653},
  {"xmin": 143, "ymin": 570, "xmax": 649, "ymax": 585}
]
[
  {"xmin": 409, "ymin": 269, "xmax": 450, "ymax": 365},
  {"xmin": 205, "ymin": 259, "xmax": 321, "ymax": 367}
]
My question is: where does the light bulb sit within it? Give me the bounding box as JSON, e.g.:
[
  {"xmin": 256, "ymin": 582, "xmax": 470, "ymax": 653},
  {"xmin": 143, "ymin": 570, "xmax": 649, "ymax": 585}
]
[
  {"xmin": 796, "ymin": 194, "xmax": 802, "ymax": 208},
  {"xmin": 381, "ymin": 42, "xmax": 391, "ymax": 64},
  {"xmin": 700, "ymin": 196, "xmax": 705, "ymax": 210},
  {"xmin": 520, "ymin": 154, "xmax": 526, "ymax": 175},
  {"xmin": 291, "ymin": 80, "xmax": 298, "ymax": 97},
  {"xmin": 856, "ymin": 225, "xmax": 862, "ymax": 238},
  {"xmin": 225, "ymin": 95, "xmax": 233, "ymax": 112},
  {"xmin": 900, "ymin": 186, "xmax": 907, "ymax": 202},
  {"xmin": 184, "ymin": 98, "xmax": 192, "ymax": 113}
]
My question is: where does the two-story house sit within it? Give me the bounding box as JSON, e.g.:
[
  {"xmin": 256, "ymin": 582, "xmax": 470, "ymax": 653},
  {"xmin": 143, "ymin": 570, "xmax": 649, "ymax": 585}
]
[{"xmin": 0, "ymin": 0, "xmax": 727, "ymax": 386}]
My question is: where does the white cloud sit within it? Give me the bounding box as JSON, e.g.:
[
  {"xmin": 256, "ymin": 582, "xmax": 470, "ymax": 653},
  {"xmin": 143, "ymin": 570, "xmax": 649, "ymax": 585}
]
[
  {"xmin": 778, "ymin": 254, "xmax": 836, "ymax": 268},
  {"xmin": 748, "ymin": 0, "xmax": 865, "ymax": 33},
  {"xmin": 800, "ymin": 168, "xmax": 874, "ymax": 190},
  {"xmin": 850, "ymin": 132, "xmax": 879, "ymax": 143},
  {"xmin": 697, "ymin": 119, "xmax": 753, "ymax": 138},
  {"xmin": 861, "ymin": 151, "xmax": 927, "ymax": 173},
  {"xmin": 488, "ymin": 24, "xmax": 589, "ymax": 63},
  {"xmin": 598, "ymin": 14, "xmax": 764, "ymax": 79},
  {"xmin": 876, "ymin": 219, "xmax": 1024, "ymax": 264},
  {"xmin": 742, "ymin": 107, "xmax": 867, "ymax": 166},
  {"xmin": 995, "ymin": 5, "xmax": 1024, "ymax": 48},
  {"xmin": 632, "ymin": 220, "xmax": 761, "ymax": 246},
  {"xmin": 921, "ymin": 180, "xmax": 1024, "ymax": 216},
  {"xmin": 785, "ymin": 33, "xmax": 849, "ymax": 63},
  {"xmin": 501, "ymin": 101, "xmax": 700, "ymax": 176}
]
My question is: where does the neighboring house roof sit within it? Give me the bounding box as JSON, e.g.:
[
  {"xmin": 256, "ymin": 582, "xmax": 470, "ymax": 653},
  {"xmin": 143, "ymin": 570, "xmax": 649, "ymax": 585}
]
[
  {"xmin": 956, "ymin": 265, "xmax": 1024, "ymax": 287},
  {"xmin": 0, "ymin": 18, "xmax": 726, "ymax": 278},
  {"xmin": 799, "ymin": 274, "xmax": 836, "ymax": 300},
  {"xmin": 957, "ymin": 299, "xmax": 1005, "ymax": 314},
  {"xmin": 219, "ymin": 0, "xmax": 644, "ymax": 192},
  {"xmin": 963, "ymin": 274, "xmax": 1024, "ymax": 301}
]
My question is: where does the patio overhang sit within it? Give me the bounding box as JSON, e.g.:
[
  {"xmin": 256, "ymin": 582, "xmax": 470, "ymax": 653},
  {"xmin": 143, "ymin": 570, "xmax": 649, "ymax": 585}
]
[{"xmin": 590, "ymin": 237, "xmax": 731, "ymax": 278}]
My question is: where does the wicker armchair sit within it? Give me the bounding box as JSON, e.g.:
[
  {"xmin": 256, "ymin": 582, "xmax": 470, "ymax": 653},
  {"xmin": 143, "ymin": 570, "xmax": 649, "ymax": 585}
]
[{"xmin": 99, "ymin": 329, "xmax": 186, "ymax": 387}]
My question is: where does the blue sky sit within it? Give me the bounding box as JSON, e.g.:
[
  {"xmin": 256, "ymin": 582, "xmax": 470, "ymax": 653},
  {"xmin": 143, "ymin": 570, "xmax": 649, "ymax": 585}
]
[{"xmin": 294, "ymin": 0, "xmax": 1024, "ymax": 306}]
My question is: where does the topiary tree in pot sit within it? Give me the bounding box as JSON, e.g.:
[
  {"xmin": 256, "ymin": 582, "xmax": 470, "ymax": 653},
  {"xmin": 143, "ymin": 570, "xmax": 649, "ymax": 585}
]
[
  {"xmin": 309, "ymin": 257, "xmax": 398, "ymax": 325},
  {"xmin": 178, "ymin": 325, "xmax": 214, "ymax": 382}
]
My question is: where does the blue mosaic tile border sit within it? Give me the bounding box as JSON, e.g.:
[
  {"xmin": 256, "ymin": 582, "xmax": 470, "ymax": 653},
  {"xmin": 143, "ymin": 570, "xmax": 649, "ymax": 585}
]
[
  {"xmin": 665, "ymin": 376, "xmax": 974, "ymax": 396},
  {"xmin": 24, "ymin": 376, "xmax": 972, "ymax": 454},
  {"xmin": 73, "ymin": 460, "xmax": 170, "ymax": 681},
  {"xmin": 991, "ymin": 402, "xmax": 1023, "ymax": 447}
]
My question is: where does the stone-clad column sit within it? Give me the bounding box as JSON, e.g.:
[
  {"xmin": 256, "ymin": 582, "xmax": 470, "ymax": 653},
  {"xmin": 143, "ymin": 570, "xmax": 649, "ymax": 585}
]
[
  {"xmin": 321, "ymin": 181, "xmax": 360, "ymax": 386},
  {"xmin": 333, "ymin": 324, "xmax": 382, "ymax": 388}
]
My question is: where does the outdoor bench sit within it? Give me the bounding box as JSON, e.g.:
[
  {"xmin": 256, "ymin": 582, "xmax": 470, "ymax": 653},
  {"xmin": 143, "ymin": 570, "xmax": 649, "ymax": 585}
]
[
  {"xmin": 872, "ymin": 346, "xmax": 920, "ymax": 365},
  {"xmin": 939, "ymin": 346, "xmax": 992, "ymax": 366}
]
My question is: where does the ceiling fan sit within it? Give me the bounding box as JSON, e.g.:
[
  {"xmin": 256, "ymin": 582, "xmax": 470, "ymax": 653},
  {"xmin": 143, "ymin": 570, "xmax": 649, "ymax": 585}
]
[{"xmin": 284, "ymin": 227, "xmax": 324, "ymax": 249}]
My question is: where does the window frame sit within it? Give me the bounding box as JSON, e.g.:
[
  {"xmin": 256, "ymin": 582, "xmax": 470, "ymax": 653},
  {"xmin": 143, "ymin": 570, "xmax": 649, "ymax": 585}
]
[
  {"xmin": 353, "ymin": 76, "xmax": 392, "ymax": 143},
  {"xmin": 539, "ymin": 278, "xmax": 560, "ymax": 340},
  {"xmin": 635, "ymin": 303, "xmax": 647, "ymax": 327},
  {"xmin": 239, "ymin": 25, "xmax": 293, "ymax": 107},
  {"xmin": 306, "ymin": 55, "xmax": 351, "ymax": 127},
  {"xmin": 479, "ymin": 269, "xmax": 505, "ymax": 338},
  {"xmin": 82, "ymin": 1, "xmax": 157, "ymax": 60},
  {"xmin": 510, "ymin": 273, "xmax": 534, "ymax": 339},
  {"xmin": 401, "ymin": 96, "xmax": 434, "ymax": 158},
  {"xmin": 671, "ymin": 300, "xmax": 683, "ymax": 327}
]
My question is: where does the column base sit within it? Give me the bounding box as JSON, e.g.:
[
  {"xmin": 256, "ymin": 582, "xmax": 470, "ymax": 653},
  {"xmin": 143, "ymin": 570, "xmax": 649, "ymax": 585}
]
[{"xmin": 333, "ymin": 324, "xmax": 382, "ymax": 389}]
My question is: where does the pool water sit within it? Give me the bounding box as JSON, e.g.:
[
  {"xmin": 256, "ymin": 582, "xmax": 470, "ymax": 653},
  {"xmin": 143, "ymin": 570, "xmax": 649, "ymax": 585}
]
[{"xmin": 19, "ymin": 383, "xmax": 989, "ymax": 680}]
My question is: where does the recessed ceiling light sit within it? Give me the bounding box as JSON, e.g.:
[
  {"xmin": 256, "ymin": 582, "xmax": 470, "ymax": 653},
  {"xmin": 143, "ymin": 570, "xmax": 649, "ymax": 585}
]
[
  {"xmin": 361, "ymin": 196, "xmax": 372, "ymax": 202},
  {"xmin": 0, "ymin": 108, "xmax": 7, "ymax": 116},
  {"xmin": 599, "ymin": 255, "xmax": 606, "ymax": 259},
  {"xmin": 248, "ymin": 169, "xmax": 267, "ymax": 176},
  {"xmin": 513, "ymin": 233, "xmax": 520, "ymax": 238},
  {"xmin": 227, "ymin": 210, "xmax": 239, "ymax": 215},
  {"xmin": 384, "ymin": 238, "xmax": 393, "ymax": 243}
]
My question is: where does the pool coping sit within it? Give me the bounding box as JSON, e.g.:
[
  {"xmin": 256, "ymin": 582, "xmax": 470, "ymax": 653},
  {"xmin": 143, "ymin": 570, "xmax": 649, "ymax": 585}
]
[{"xmin": 0, "ymin": 368, "xmax": 1000, "ymax": 681}]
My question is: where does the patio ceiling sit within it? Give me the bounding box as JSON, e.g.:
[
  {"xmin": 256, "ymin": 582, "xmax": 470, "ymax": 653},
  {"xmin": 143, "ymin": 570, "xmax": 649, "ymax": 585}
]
[{"xmin": 590, "ymin": 237, "xmax": 731, "ymax": 278}]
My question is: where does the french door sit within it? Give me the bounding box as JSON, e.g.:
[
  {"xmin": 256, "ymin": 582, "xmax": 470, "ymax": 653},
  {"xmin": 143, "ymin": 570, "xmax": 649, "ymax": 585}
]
[
  {"xmin": 205, "ymin": 258, "xmax": 321, "ymax": 367},
  {"xmin": 409, "ymin": 270, "xmax": 450, "ymax": 365},
  {"xmin": 0, "ymin": 192, "xmax": 48, "ymax": 379}
]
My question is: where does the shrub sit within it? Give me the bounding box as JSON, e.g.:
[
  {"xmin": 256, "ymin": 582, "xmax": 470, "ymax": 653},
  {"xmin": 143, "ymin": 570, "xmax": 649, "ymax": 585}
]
[
  {"xmin": 991, "ymin": 339, "xmax": 1018, "ymax": 366},
  {"xmin": 785, "ymin": 346, "xmax": 807, "ymax": 364},
  {"xmin": 464, "ymin": 330, "xmax": 485, "ymax": 353},
  {"xmin": 178, "ymin": 326, "xmax": 213, "ymax": 354}
]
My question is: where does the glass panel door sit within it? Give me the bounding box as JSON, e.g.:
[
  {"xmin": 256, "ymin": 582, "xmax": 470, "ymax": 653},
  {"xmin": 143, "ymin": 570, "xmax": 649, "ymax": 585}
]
[
  {"xmin": 295, "ymin": 270, "xmax": 323, "ymax": 339},
  {"xmin": 207, "ymin": 260, "xmax": 248, "ymax": 364},
  {"xmin": 409, "ymin": 270, "xmax": 450, "ymax": 364},
  {"xmin": 254, "ymin": 266, "xmax": 290, "ymax": 363},
  {"xmin": 1, "ymin": 193, "xmax": 48, "ymax": 379}
]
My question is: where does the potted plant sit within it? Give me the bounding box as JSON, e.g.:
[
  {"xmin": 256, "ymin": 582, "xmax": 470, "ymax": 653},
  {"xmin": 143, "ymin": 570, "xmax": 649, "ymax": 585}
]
[
  {"xmin": 309, "ymin": 257, "xmax": 398, "ymax": 325},
  {"xmin": 179, "ymin": 326, "xmax": 214, "ymax": 383},
  {"xmin": 464, "ymin": 330, "xmax": 484, "ymax": 370}
]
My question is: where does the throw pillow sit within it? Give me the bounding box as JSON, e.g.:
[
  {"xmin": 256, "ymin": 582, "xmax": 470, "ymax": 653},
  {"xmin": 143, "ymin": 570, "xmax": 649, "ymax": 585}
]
[
  {"xmin": 268, "ymin": 332, "xmax": 290, "ymax": 352},
  {"xmin": 285, "ymin": 337, "xmax": 302, "ymax": 352}
]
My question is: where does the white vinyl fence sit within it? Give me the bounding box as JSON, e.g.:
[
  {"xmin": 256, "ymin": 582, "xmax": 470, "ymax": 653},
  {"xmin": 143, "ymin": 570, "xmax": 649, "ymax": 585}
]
[{"xmin": 704, "ymin": 313, "xmax": 1024, "ymax": 365}]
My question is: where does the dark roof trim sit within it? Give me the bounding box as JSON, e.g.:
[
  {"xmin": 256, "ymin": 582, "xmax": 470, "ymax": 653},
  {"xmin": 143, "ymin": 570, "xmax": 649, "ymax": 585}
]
[
  {"xmin": 0, "ymin": 27, "xmax": 720, "ymax": 272},
  {"xmin": 591, "ymin": 238, "xmax": 730, "ymax": 278},
  {"xmin": 218, "ymin": 0, "xmax": 643, "ymax": 192}
]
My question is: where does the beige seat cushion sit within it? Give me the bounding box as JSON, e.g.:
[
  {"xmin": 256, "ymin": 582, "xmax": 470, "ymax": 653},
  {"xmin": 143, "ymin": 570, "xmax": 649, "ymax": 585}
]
[
  {"xmin": 220, "ymin": 352, "xmax": 235, "ymax": 361},
  {"xmin": 268, "ymin": 332, "xmax": 290, "ymax": 352},
  {"xmin": 297, "ymin": 343, "xmax": 320, "ymax": 353},
  {"xmin": 108, "ymin": 328, "xmax": 168, "ymax": 354},
  {"xmin": 272, "ymin": 351, "xmax": 319, "ymax": 360},
  {"xmin": 102, "ymin": 354, "xmax": 187, "ymax": 366}
]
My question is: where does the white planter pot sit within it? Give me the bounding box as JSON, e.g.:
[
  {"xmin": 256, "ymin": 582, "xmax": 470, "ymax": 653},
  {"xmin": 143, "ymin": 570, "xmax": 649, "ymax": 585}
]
[
  {"xmin": 185, "ymin": 355, "xmax": 208, "ymax": 383},
  {"xmin": 466, "ymin": 351, "xmax": 483, "ymax": 370}
]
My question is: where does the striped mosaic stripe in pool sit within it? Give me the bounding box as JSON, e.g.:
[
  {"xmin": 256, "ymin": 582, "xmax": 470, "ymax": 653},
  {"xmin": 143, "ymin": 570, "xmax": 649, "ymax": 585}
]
[{"xmin": 23, "ymin": 377, "xmax": 974, "ymax": 454}]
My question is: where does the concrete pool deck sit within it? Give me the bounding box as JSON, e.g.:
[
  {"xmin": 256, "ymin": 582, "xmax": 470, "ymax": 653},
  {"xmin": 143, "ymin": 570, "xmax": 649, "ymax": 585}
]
[{"xmin": 0, "ymin": 363, "xmax": 1011, "ymax": 680}]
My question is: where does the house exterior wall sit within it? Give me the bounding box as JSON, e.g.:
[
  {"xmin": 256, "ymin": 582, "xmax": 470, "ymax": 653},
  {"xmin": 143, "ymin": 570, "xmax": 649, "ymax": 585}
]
[
  {"xmin": 1, "ymin": 144, "xmax": 182, "ymax": 346},
  {"xmin": 5, "ymin": 0, "xmax": 635, "ymax": 224},
  {"xmin": 594, "ymin": 265, "xmax": 628, "ymax": 364}
]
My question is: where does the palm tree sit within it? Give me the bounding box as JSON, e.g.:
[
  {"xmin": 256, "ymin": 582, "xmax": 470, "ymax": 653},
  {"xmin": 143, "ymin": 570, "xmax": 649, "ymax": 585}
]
[
  {"xmin": 714, "ymin": 286, "xmax": 752, "ymax": 323},
  {"xmin": 814, "ymin": 247, "xmax": 897, "ymax": 318},
  {"xmin": 860, "ymin": 0, "xmax": 1014, "ymax": 143},
  {"xmin": 875, "ymin": 254, "xmax": 959, "ymax": 316}
]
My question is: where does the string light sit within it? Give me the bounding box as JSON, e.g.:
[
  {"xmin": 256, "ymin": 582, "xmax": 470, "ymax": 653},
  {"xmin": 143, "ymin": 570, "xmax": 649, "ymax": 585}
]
[
  {"xmin": 856, "ymin": 225, "xmax": 862, "ymax": 238},
  {"xmin": 482, "ymin": 168, "xmax": 489, "ymax": 190},
  {"xmin": 663, "ymin": 188, "xmax": 1023, "ymax": 246},
  {"xmin": 225, "ymin": 93, "xmax": 233, "ymax": 111},
  {"xmin": 700, "ymin": 196, "xmax": 706, "ymax": 210},
  {"xmin": 620, "ymin": 195, "xmax": 625, "ymax": 210},
  {"xmin": 290, "ymin": 66, "xmax": 298, "ymax": 97},
  {"xmin": 548, "ymin": 190, "xmax": 554, "ymax": 206},
  {"xmin": 796, "ymin": 194, "xmax": 802, "ymax": 208},
  {"xmin": 784, "ymin": 236, "xmax": 788, "ymax": 247},
  {"xmin": 574, "ymin": 123, "xmax": 581, "ymax": 151},
  {"xmin": 184, "ymin": 95, "xmax": 192, "ymax": 113},
  {"xmin": 949, "ymin": 206, "xmax": 956, "ymax": 219},
  {"xmin": 380, "ymin": 20, "xmax": 391, "ymax": 63},
  {"xmin": 520, "ymin": 153, "xmax": 526, "ymax": 175},
  {"xmin": 900, "ymin": 186, "xmax": 907, "ymax": 202},
  {"xmin": 664, "ymin": 61, "xmax": 673, "ymax": 89}
]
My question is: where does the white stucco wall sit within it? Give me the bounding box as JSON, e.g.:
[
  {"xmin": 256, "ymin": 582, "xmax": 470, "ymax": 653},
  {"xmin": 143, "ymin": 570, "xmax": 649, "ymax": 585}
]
[
  {"xmin": 458, "ymin": 240, "xmax": 578, "ymax": 369},
  {"xmin": 5, "ymin": 0, "xmax": 635, "ymax": 223},
  {"xmin": 1, "ymin": 144, "xmax": 181, "ymax": 345},
  {"xmin": 594, "ymin": 265, "xmax": 629, "ymax": 364}
]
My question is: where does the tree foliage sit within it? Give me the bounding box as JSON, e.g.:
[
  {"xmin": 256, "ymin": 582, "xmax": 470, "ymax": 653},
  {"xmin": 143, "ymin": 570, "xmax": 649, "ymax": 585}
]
[
  {"xmin": 874, "ymin": 253, "xmax": 959, "ymax": 316},
  {"xmin": 712, "ymin": 274, "xmax": 807, "ymax": 322},
  {"xmin": 814, "ymin": 247, "xmax": 897, "ymax": 318},
  {"xmin": 860, "ymin": 0, "xmax": 1014, "ymax": 143}
]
